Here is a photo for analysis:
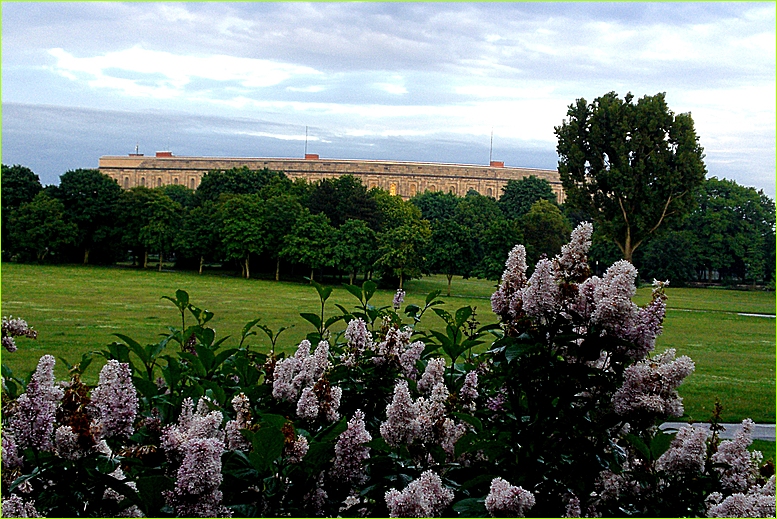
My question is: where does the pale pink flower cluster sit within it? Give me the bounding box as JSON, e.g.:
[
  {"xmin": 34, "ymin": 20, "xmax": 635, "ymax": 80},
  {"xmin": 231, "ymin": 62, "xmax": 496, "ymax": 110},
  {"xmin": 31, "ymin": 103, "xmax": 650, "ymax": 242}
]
[
  {"xmin": 90, "ymin": 360, "xmax": 138, "ymax": 440},
  {"xmin": 655, "ymin": 425, "xmax": 708, "ymax": 475},
  {"xmin": 224, "ymin": 393, "xmax": 251, "ymax": 451},
  {"xmin": 332, "ymin": 410, "xmax": 372, "ymax": 484},
  {"xmin": 372, "ymin": 326, "xmax": 425, "ymax": 379},
  {"xmin": 711, "ymin": 419, "xmax": 760, "ymax": 492},
  {"xmin": 164, "ymin": 437, "xmax": 231, "ymax": 517},
  {"xmin": 380, "ymin": 379, "xmax": 465, "ymax": 457},
  {"xmin": 1, "ymin": 431, "xmax": 23, "ymax": 470},
  {"xmin": 706, "ymin": 475, "xmax": 776, "ymax": 518},
  {"xmin": 459, "ymin": 371, "xmax": 479, "ymax": 404},
  {"xmin": 272, "ymin": 339, "xmax": 331, "ymax": 402},
  {"xmin": 284, "ymin": 434, "xmax": 309, "ymax": 464},
  {"xmin": 54, "ymin": 425, "xmax": 83, "ymax": 461},
  {"xmin": 393, "ymin": 289, "xmax": 406, "ymax": 310},
  {"xmin": 9, "ymin": 355, "xmax": 63, "ymax": 451},
  {"xmin": 161, "ymin": 397, "xmax": 224, "ymax": 464},
  {"xmin": 522, "ymin": 258, "xmax": 561, "ymax": 323},
  {"xmin": 491, "ymin": 223, "xmax": 668, "ymax": 361},
  {"xmin": 342, "ymin": 318, "xmax": 373, "ymax": 367},
  {"xmin": 417, "ymin": 358, "xmax": 446, "ymax": 394},
  {"xmin": 2, "ymin": 316, "xmax": 37, "ymax": 353},
  {"xmin": 612, "ymin": 348, "xmax": 694, "ymax": 418},
  {"xmin": 491, "ymin": 244, "xmax": 528, "ymax": 320},
  {"xmin": 384, "ymin": 470, "xmax": 454, "ymax": 518},
  {"xmin": 554, "ymin": 222, "xmax": 593, "ymax": 281},
  {"xmin": 296, "ymin": 382, "xmax": 343, "ymax": 423},
  {"xmin": 1, "ymin": 494, "xmax": 40, "ymax": 518},
  {"xmin": 484, "ymin": 477, "xmax": 536, "ymax": 517}
]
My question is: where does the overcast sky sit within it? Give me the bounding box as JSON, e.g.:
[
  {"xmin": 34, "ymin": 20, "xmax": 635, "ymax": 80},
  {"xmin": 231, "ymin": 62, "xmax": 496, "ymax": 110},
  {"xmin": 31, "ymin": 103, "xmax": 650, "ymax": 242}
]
[{"xmin": 2, "ymin": 2, "xmax": 774, "ymax": 198}]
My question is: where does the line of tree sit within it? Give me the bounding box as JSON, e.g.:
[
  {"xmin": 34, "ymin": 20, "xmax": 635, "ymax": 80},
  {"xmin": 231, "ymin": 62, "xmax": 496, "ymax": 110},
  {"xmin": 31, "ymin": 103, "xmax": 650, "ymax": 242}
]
[{"xmin": 3, "ymin": 162, "xmax": 773, "ymax": 290}]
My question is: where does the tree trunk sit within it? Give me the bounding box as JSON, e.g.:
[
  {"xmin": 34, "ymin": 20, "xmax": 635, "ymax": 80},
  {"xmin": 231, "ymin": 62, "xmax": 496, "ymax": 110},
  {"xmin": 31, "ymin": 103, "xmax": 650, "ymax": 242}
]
[
  {"xmin": 349, "ymin": 271, "xmax": 355, "ymax": 285},
  {"xmin": 447, "ymin": 273, "xmax": 453, "ymax": 297},
  {"xmin": 275, "ymin": 257, "xmax": 280, "ymax": 281},
  {"xmin": 158, "ymin": 252, "xmax": 164, "ymax": 272},
  {"xmin": 83, "ymin": 248, "xmax": 90, "ymax": 265},
  {"xmin": 199, "ymin": 255, "xmax": 204, "ymax": 275},
  {"xmin": 245, "ymin": 257, "xmax": 250, "ymax": 279},
  {"xmin": 143, "ymin": 251, "xmax": 149, "ymax": 269},
  {"xmin": 310, "ymin": 267, "xmax": 315, "ymax": 283},
  {"xmin": 399, "ymin": 272, "xmax": 404, "ymax": 290}
]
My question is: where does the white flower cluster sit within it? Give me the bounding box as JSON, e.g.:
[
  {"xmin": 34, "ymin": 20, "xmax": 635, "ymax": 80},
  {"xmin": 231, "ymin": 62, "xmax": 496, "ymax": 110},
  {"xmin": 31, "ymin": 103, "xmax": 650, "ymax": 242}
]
[
  {"xmin": 711, "ymin": 419, "xmax": 761, "ymax": 493},
  {"xmin": 384, "ymin": 470, "xmax": 454, "ymax": 518},
  {"xmin": 1, "ymin": 316, "xmax": 37, "ymax": 353},
  {"xmin": 612, "ymin": 348, "xmax": 695, "ymax": 419},
  {"xmin": 161, "ymin": 397, "xmax": 224, "ymax": 465},
  {"xmin": 373, "ymin": 326, "xmax": 425, "ymax": 379},
  {"xmin": 484, "ymin": 477, "xmax": 536, "ymax": 517},
  {"xmin": 272, "ymin": 339, "xmax": 331, "ymax": 401},
  {"xmin": 224, "ymin": 393, "xmax": 251, "ymax": 451},
  {"xmin": 342, "ymin": 318, "xmax": 372, "ymax": 367},
  {"xmin": 332, "ymin": 410, "xmax": 372, "ymax": 484},
  {"xmin": 1, "ymin": 494, "xmax": 40, "ymax": 518},
  {"xmin": 706, "ymin": 475, "xmax": 776, "ymax": 518},
  {"xmin": 8, "ymin": 355, "xmax": 64, "ymax": 452}
]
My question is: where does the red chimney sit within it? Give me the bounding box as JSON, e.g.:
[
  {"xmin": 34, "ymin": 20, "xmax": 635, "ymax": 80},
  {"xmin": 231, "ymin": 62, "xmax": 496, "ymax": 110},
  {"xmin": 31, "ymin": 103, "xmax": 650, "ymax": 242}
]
[
  {"xmin": 156, "ymin": 151, "xmax": 173, "ymax": 158},
  {"xmin": 490, "ymin": 161, "xmax": 504, "ymax": 168},
  {"xmin": 305, "ymin": 153, "xmax": 319, "ymax": 160}
]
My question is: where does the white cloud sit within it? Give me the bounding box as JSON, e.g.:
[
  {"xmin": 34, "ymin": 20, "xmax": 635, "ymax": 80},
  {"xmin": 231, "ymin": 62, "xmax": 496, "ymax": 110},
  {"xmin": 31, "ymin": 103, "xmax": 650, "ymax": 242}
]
[{"xmin": 48, "ymin": 46, "xmax": 323, "ymax": 98}]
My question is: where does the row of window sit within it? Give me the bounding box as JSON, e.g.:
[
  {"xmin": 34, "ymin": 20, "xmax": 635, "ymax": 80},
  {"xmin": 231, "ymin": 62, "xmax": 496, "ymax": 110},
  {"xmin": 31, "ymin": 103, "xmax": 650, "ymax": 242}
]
[
  {"xmin": 384, "ymin": 182, "xmax": 493, "ymax": 198},
  {"xmin": 123, "ymin": 176, "xmax": 197, "ymax": 189}
]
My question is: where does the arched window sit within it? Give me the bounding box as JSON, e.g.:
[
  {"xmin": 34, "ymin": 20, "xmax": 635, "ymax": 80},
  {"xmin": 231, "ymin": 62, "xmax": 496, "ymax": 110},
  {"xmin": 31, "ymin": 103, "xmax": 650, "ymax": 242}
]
[
  {"xmin": 190, "ymin": 178, "xmax": 196, "ymax": 189},
  {"xmin": 449, "ymin": 185, "xmax": 457, "ymax": 195},
  {"xmin": 173, "ymin": 177, "xmax": 179, "ymax": 185},
  {"xmin": 409, "ymin": 184, "xmax": 417, "ymax": 196},
  {"xmin": 157, "ymin": 177, "xmax": 162, "ymax": 187},
  {"xmin": 428, "ymin": 184, "xmax": 437, "ymax": 192},
  {"xmin": 487, "ymin": 187, "xmax": 493, "ymax": 197},
  {"xmin": 124, "ymin": 177, "xmax": 129, "ymax": 188},
  {"xmin": 140, "ymin": 177, "xmax": 146, "ymax": 187},
  {"xmin": 390, "ymin": 183, "xmax": 397, "ymax": 196}
]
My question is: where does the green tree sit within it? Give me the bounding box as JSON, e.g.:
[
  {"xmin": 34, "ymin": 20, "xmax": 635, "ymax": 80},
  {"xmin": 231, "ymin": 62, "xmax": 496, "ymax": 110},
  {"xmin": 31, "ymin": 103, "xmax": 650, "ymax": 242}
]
[
  {"xmin": 53, "ymin": 169, "xmax": 123, "ymax": 265},
  {"xmin": 139, "ymin": 194, "xmax": 183, "ymax": 272},
  {"xmin": 219, "ymin": 194, "xmax": 266, "ymax": 279},
  {"xmin": 157, "ymin": 184, "xmax": 196, "ymax": 208},
  {"xmin": 118, "ymin": 187, "xmax": 158, "ymax": 267},
  {"xmin": 371, "ymin": 188, "xmax": 423, "ymax": 232},
  {"xmin": 521, "ymin": 199, "xmax": 572, "ymax": 266},
  {"xmin": 410, "ymin": 190, "xmax": 460, "ymax": 222},
  {"xmin": 195, "ymin": 166, "xmax": 286, "ymax": 204},
  {"xmin": 498, "ymin": 176, "xmax": 557, "ymax": 220},
  {"xmin": 175, "ymin": 202, "xmax": 222, "ymax": 274},
  {"xmin": 686, "ymin": 177, "xmax": 774, "ymax": 283},
  {"xmin": 475, "ymin": 218, "xmax": 524, "ymax": 280},
  {"xmin": 2, "ymin": 164, "xmax": 44, "ymax": 258},
  {"xmin": 7, "ymin": 192, "xmax": 78, "ymax": 262},
  {"xmin": 426, "ymin": 218, "xmax": 471, "ymax": 296},
  {"xmin": 307, "ymin": 175, "xmax": 378, "ymax": 228},
  {"xmin": 636, "ymin": 230, "xmax": 699, "ymax": 286},
  {"xmin": 280, "ymin": 210, "xmax": 336, "ymax": 282},
  {"xmin": 261, "ymin": 194, "xmax": 304, "ymax": 281},
  {"xmin": 454, "ymin": 191, "xmax": 504, "ymax": 275},
  {"xmin": 333, "ymin": 218, "xmax": 378, "ymax": 285},
  {"xmin": 376, "ymin": 220, "xmax": 431, "ymax": 289},
  {"xmin": 555, "ymin": 91, "xmax": 706, "ymax": 262}
]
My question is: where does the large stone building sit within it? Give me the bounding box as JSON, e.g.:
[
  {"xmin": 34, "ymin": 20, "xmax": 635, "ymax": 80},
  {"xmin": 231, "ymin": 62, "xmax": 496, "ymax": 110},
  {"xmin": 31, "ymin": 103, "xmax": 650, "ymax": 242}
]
[{"xmin": 99, "ymin": 152, "xmax": 563, "ymax": 202}]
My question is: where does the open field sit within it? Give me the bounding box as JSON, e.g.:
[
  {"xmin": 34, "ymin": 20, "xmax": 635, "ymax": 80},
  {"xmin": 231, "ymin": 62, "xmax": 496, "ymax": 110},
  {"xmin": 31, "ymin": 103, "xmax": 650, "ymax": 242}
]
[{"xmin": 1, "ymin": 263, "xmax": 774, "ymax": 425}]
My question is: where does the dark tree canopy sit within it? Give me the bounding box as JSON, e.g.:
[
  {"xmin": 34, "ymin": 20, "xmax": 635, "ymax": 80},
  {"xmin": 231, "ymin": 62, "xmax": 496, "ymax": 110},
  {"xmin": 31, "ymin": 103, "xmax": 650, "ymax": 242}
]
[
  {"xmin": 555, "ymin": 91, "xmax": 707, "ymax": 262},
  {"xmin": 53, "ymin": 169, "xmax": 123, "ymax": 264},
  {"xmin": 521, "ymin": 199, "xmax": 572, "ymax": 266},
  {"xmin": 2, "ymin": 164, "xmax": 43, "ymax": 252},
  {"xmin": 306, "ymin": 175, "xmax": 378, "ymax": 228},
  {"xmin": 410, "ymin": 190, "xmax": 460, "ymax": 223},
  {"xmin": 195, "ymin": 166, "xmax": 287, "ymax": 204},
  {"xmin": 498, "ymin": 176, "xmax": 557, "ymax": 220}
]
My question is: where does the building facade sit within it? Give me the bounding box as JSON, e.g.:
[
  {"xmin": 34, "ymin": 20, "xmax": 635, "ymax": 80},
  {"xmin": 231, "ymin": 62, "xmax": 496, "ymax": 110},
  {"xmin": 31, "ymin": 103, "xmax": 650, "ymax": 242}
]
[{"xmin": 99, "ymin": 152, "xmax": 563, "ymax": 202}]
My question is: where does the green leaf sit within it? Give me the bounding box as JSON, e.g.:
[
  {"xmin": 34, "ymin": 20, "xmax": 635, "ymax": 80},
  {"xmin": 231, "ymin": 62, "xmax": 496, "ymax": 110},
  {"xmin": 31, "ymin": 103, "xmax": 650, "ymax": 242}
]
[
  {"xmin": 136, "ymin": 475, "xmax": 174, "ymax": 517},
  {"xmin": 651, "ymin": 430, "xmax": 675, "ymax": 460},
  {"xmin": 300, "ymin": 312, "xmax": 322, "ymax": 330},
  {"xmin": 453, "ymin": 497, "xmax": 487, "ymax": 517},
  {"xmin": 248, "ymin": 427, "xmax": 285, "ymax": 473},
  {"xmin": 363, "ymin": 280, "xmax": 377, "ymax": 302},
  {"xmin": 311, "ymin": 279, "xmax": 333, "ymax": 302},
  {"xmin": 425, "ymin": 289, "xmax": 442, "ymax": 305},
  {"xmin": 624, "ymin": 433, "xmax": 651, "ymax": 461},
  {"xmin": 194, "ymin": 344, "xmax": 216, "ymax": 372},
  {"xmin": 114, "ymin": 333, "xmax": 149, "ymax": 364},
  {"xmin": 324, "ymin": 314, "xmax": 344, "ymax": 330},
  {"xmin": 132, "ymin": 376, "xmax": 158, "ymax": 399},
  {"xmin": 455, "ymin": 306, "xmax": 473, "ymax": 327},
  {"xmin": 178, "ymin": 352, "xmax": 206, "ymax": 377},
  {"xmin": 343, "ymin": 283, "xmax": 364, "ymax": 303},
  {"xmin": 505, "ymin": 342, "xmax": 533, "ymax": 363},
  {"xmin": 451, "ymin": 412, "xmax": 483, "ymax": 432}
]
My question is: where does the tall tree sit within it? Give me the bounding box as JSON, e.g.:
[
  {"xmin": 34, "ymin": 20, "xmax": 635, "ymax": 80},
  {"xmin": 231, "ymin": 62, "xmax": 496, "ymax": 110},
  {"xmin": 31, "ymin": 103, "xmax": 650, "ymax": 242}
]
[
  {"xmin": 425, "ymin": 218, "xmax": 471, "ymax": 296},
  {"xmin": 218, "ymin": 194, "xmax": 266, "ymax": 279},
  {"xmin": 139, "ymin": 194, "xmax": 183, "ymax": 271},
  {"xmin": 307, "ymin": 175, "xmax": 378, "ymax": 228},
  {"xmin": 475, "ymin": 218, "xmax": 524, "ymax": 281},
  {"xmin": 555, "ymin": 91, "xmax": 706, "ymax": 262},
  {"xmin": 54, "ymin": 169, "xmax": 123, "ymax": 265},
  {"xmin": 175, "ymin": 202, "xmax": 222, "ymax": 274},
  {"xmin": 280, "ymin": 210, "xmax": 336, "ymax": 282},
  {"xmin": 376, "ymin": 221, "xmax": 431, "ymax": 289},
  {"xmin": 498, "ymin": 176, "xmax": 557, "ymax": 220},
  {"xmin": 410, "ymin": 190, "xmax": 460, "ymax": 223},
  {"xmin": 7, "ymin": 192, "xmax": 78, "ymax": 262},
  {"xmin": 333, "ymin": 218, "xmax": 378, "ymax": 285},
  {"xmin": 261, "ymin": 194, "xmax": 304, "ymax": 281},
  {"xmin": 2, "ymin": 164, "xmax": 43, "ymax": 255},
  {"xmin": 521, "ymin": 199, "xmax": 572, "ymax": 266}
]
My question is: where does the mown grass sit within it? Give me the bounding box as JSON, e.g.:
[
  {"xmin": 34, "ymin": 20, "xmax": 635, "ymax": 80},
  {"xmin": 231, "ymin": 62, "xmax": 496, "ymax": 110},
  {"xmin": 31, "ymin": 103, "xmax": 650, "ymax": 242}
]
[{"xmin": 1, "ymin": 263, "xmax": 774, "ymax": 425}]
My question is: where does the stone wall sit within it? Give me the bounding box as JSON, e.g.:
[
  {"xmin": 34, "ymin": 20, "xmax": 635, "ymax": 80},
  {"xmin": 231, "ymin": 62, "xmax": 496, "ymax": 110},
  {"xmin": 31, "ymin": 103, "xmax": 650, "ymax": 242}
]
[{"xmin": 99, "ymin": 153, "xmax": 564, "ymax": 202}]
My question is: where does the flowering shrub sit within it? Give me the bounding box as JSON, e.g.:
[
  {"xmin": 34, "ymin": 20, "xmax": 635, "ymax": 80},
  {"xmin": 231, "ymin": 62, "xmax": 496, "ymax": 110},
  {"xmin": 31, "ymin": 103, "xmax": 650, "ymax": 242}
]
[{"xmin": 1, "ymin": 222, "xmax": 774, "ymax": 517}]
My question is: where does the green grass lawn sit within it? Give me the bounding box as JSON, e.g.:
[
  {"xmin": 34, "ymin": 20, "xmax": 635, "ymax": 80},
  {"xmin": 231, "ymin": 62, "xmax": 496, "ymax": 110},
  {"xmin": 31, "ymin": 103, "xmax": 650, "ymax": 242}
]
[{"xmin": 1, "ymin": 263, "xmax": 774, "ymax": 425}]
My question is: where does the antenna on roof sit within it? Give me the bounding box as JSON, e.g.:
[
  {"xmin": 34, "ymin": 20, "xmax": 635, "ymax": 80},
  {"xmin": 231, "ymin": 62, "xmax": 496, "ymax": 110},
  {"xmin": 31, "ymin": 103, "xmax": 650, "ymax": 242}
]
[
  {"xmin": 489, "ymin": 127, "xmax": 494, "ymax": 165},
  {"xmin": 304, "ymin": 126, "xmax": 309, "ymax": 156},
  {"xmin": 135, "ymin": 143, "xmax": 139, "ymax": 155}
]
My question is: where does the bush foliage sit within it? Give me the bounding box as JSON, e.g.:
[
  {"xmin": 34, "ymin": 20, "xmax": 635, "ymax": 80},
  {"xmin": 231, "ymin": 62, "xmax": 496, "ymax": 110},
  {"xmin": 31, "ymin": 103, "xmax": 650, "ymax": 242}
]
[{"xmin": 2, "ymin": 224, "xmax": 774, "ymax": 518}]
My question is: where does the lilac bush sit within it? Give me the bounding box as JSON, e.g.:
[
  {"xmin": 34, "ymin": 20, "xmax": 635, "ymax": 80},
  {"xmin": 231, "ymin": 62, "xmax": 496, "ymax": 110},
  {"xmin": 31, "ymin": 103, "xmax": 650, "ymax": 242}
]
[{"xmin": 1, "ymin": 222, "xmax": 774, "ymax": 517}]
